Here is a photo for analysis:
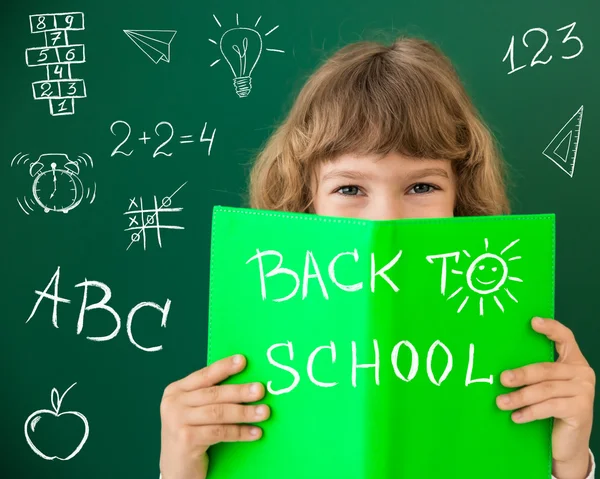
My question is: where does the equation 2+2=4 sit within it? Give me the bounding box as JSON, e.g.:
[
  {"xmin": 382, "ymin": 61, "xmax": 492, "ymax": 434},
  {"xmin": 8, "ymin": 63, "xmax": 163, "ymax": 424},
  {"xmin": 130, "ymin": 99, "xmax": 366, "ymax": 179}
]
[{"xmin": 110, "ymin": 120, "xmax": 216, "ymax": 158}]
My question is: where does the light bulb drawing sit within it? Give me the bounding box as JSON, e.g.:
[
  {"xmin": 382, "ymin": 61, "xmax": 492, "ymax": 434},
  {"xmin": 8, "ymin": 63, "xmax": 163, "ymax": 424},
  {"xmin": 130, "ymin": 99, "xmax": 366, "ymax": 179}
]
[
  {"xmin": 209, "ymin": 13, "xmax": 284, "ymax": 98},
  {"xmin": 443, "ymin": 238, "xmax": 523, "ymax": 316}
]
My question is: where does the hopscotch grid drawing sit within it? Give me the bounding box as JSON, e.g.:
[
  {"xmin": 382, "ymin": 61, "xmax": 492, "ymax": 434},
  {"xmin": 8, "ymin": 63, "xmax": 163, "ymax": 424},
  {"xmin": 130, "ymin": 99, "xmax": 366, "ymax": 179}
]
[
  {"xmin": 209, "ymin": 13, "xmax": 285, "ymax": 98},
  {"xmin": 542, "ymin": 105, "xmax": 584, "ymax": 178},
  {"xmin": 124, "ymin": 30, "xmax": 177, "ymax": 64},
  {"xmin": 25, "ymin": 12, "xmax": 86, "ymax": 116},
  {"xmin": 125, "ymin": 182, "xmax": 187, "ymax": 251}
]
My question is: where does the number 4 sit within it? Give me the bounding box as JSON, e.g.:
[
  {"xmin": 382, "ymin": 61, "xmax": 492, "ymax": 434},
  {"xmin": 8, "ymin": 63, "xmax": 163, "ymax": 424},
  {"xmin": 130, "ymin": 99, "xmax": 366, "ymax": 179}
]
[{"xmin": 200, "ymin": 122, "xmax": 216, "ymax": 156}]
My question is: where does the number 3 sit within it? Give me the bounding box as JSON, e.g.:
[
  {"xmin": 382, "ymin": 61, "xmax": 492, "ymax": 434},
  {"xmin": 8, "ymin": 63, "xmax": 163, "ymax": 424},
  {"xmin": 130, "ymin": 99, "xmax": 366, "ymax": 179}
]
[{"xmin": 557, "ymin": 22, "xmax": 584, "ymax": 60}]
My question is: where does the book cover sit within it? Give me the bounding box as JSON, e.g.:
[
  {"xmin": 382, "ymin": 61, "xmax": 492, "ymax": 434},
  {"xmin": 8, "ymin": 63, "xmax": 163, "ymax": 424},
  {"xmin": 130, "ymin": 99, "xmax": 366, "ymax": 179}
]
[{"xmin": 206, "ymin": 206, "xmax": 554, "ymax": 478}]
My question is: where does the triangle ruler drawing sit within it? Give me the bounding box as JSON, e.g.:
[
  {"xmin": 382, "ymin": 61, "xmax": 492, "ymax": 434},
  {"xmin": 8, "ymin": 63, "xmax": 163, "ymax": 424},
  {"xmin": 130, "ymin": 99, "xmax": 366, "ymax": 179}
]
[
  {"xmin": 124, "ymin": 30, "xmax": 177, "ymax": 64},
  {"xmin": 542, "ymin": 105, "xmax": 584, "ymax": 178}
]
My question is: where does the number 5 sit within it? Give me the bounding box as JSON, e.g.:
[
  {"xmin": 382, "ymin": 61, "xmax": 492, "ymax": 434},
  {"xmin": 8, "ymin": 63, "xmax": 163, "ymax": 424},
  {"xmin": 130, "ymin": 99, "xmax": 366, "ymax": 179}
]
[{"xmin": 557, "ymin": 22, "xmax": 584, "ymax": 60}]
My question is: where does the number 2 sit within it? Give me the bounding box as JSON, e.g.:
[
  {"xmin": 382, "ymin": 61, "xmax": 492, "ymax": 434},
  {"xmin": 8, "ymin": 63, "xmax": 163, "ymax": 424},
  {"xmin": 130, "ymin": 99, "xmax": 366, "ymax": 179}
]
[
  {"xmin": 523, "ymin": 28, "xmax": 552, "ymax": 67},
  {"xmin": 153, "ymin": 122, "xmax": 174, "ymax": 157},
  {"xmin": 557, "ymin": 22, "xmax": 584, "ymax": 60},
  {"xmin": 40, "ymin": 83, "xmax": 52, "ymax": 97},
  {"xmin": 110, "ymin": 121, "xmax": 134, "ymax": 157}
]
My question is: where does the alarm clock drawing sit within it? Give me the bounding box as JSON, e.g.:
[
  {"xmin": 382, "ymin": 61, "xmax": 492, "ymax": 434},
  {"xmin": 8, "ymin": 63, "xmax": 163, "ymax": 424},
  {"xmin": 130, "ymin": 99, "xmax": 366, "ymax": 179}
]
[{"xmin": 30, "ymin": 153, "xmax": 84, "ymax": 213}]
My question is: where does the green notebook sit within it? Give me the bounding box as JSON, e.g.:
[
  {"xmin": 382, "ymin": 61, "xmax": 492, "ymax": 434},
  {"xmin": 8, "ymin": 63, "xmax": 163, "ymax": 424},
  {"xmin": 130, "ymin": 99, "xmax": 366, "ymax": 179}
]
[{"xmin": 206, "ymin": 206, "xmax": 555, "ymax": 479}]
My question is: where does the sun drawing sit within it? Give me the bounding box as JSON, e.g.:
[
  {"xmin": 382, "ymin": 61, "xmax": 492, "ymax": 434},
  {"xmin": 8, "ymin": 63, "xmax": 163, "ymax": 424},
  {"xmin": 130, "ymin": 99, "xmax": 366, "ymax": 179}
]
[{"xmin": 448, "ymin": 238, "xmax": 523, "ymax": 315}]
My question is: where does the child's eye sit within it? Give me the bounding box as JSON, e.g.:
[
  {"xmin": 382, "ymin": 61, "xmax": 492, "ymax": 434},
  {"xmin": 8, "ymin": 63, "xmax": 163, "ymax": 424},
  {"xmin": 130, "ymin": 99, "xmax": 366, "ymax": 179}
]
[
  {"xmin": 408, "ymin": 183, "xmax": 438, "ymax": 195},
  {"xmin": 335, "ymin": 185, "xmax": 364, "ymax": 196}
]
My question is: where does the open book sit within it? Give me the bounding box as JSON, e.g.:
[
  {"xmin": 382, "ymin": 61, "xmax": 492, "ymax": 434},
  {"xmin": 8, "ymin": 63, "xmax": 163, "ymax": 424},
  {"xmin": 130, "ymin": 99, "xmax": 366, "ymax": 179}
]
[{"xmin": 206, "ymin": 206, "xmax": 555, "ymax": 479}]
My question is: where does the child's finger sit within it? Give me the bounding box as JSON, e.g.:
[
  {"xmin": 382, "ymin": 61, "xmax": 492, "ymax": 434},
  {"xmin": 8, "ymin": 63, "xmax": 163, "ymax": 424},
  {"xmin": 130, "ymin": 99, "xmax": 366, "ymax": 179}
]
[
  {"xmin": 531, "ymin": 317, "xmax": 588, "ymax": 366},
  {"xmin": 507, "ymin": 397, "xmax": 584, "ymax": 424},
  {"xmin": 180, "ymin": 382, "xmax": 265, "ymax": 407},
  {"xmin": 196, "ymin": 424, "xmax": 263, "ymax": 445},
  {"xmin": 496, "ymin": 379, "xmax": 579, "ymax": 411},
  {"xmin": 176, "ymin": 354, "xmax": 246, "ymax": 392},
  {"xmin": 501, "ymin": 361, "xmax": 574, "ymax": 387},
  {"xmin": 185, "ymin": 402, "xmax": 271, "ymax": 426}
]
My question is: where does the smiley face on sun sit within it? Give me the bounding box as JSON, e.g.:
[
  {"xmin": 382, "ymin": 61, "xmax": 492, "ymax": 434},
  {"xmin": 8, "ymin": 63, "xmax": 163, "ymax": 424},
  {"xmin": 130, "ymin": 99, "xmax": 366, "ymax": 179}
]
[{"xmin": 448, "ymin": 238, "xmax": 522, "ymax": 315}]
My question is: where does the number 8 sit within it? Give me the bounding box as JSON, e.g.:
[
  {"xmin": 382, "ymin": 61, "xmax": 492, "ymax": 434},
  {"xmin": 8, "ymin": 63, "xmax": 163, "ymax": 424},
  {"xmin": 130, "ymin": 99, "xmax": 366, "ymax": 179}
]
[{"xmin": 36, "ymin": 16, "xmax": 46, "ymax": 30}]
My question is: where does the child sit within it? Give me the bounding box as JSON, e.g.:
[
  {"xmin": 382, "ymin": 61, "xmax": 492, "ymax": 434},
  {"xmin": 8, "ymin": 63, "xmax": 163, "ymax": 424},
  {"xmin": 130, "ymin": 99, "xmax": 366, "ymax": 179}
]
[{"xmin": 159, "ymin": 36, "xmax": 596, "ymax": 479}]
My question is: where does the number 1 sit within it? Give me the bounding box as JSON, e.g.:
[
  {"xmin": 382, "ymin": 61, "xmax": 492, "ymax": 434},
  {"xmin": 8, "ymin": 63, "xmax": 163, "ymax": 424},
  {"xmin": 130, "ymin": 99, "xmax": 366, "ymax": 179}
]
[{"xmin": 502, "ymin": 35, "xmax": 527, "ymax": 75}]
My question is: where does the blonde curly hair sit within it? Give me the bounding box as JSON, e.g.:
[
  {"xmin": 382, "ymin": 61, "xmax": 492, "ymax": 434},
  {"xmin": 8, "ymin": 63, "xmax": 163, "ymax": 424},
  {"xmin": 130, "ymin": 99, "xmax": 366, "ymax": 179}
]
[{"xmin": 248, "ymin": 36, "xmax": 510, "ymax": 216}]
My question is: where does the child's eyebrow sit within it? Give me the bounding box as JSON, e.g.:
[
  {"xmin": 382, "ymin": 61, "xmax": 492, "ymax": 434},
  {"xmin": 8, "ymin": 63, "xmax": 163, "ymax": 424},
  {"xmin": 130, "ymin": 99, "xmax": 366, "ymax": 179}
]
[
  {"xmin": 403, "ymin": 167, "xmax": 450, "ymax": 182},
  {"xmin": 321, "ymin": 167, "xmax": 450, "ymax": 183},
  {"xmin": 320, "ymin": 169, "xmax": 372, "ymax": 182}
]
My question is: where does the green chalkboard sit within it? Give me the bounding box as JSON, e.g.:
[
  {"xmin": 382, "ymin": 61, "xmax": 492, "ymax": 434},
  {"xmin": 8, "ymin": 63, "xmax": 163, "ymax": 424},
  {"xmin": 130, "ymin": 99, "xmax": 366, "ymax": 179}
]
[{"xmin": 0, "ymin": 0, "xmax": 598, "ymax": 478}]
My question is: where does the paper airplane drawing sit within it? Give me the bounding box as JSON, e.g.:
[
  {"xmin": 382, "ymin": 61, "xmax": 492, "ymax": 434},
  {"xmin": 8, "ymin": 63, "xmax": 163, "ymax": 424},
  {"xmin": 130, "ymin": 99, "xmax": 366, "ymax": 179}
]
[
  {"xmin": 124, "ymin": 30, "xmax": 177, "ymax": 64},
  {"xmin": 542, "ymin": 105, "xmax": 584, "ymax": 178}
]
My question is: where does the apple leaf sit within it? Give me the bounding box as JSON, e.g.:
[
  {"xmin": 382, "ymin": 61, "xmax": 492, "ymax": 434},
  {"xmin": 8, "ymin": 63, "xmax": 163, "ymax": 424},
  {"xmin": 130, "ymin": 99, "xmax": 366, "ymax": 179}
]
[{"xmin": 51, "ymin": 388, "xmax": 60, "ymax": 412}]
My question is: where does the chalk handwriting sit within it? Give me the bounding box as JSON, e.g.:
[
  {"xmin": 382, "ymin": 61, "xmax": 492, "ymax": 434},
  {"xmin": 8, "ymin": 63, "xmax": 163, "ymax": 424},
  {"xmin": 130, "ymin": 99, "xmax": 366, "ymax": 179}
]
[
  {"xmin": 209, "ymin": 13, "xmax": 284, "ymax": 98},
  {"xmin": 246, "ymin": 240, "xmax": 523, "ymax": 315},
  {"xmin": 26, "ymin": 267, "xmax": 171, "ymax": 352},
  {"xmin": 246, "ymin": 248, "xmax": 403, "ymax": 301},
  {"xmin": 110, "ymin": 120, "xmax": 215, "ymax": 157},
  {"xmin": 502, "ymin": 21, "xmax": 584, "ymax": 75},
  {"xmin": 25, "ymin": 12, "xmax": 86, "ymax": 116},
  {"xmin": 266, "ymin": 340, "xmax": 493, "ymax": 395}
]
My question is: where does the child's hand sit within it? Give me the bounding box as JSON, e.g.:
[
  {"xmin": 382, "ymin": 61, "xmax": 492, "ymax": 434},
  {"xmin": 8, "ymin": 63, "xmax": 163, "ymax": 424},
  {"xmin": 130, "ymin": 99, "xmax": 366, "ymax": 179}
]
[
  {"xmin": 159, "ymin": 354, "xmax": 270, "ymax": 479},
  {"xmin": 496, "ymin": 317, "xmax": 595, "ymax": 479}
]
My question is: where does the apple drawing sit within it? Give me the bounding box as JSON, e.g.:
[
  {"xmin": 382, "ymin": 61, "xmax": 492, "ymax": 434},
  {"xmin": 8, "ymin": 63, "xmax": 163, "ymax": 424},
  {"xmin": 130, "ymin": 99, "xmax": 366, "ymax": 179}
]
[{"xmin": 24, "ymin": 382, "xmax": 89, "ymax": 460}]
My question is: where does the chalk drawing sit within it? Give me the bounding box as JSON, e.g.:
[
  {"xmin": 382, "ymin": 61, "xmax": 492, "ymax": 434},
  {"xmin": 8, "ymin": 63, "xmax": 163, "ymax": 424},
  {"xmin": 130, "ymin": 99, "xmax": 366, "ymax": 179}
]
[
  {"xmin": 124, "ymin": 30, "xmax": 177, "ymax": 63},
  {"xmin": 25, "ymin": 12, "xmax": 86, "ymax": 115},
  {"xmin": 209, "ymin": 13, "xmax": 284, "ymax": 97},
  {"xmin": 24, "ymin": 382, "xmax": 89, "ymax": 461},
  {"xmin": 13, "ymin": 152, "xmax": 95, "ymax": 215},
  {"xmin": 125, "ymin": 182, "xmax": 187, "ymax": 251},
  {"xmin": 427, "ymin": 238, "xmax": 523, "ymax": 316},
  {"xmin": 542, "ymin": 105, "xmax": 584, "ymax": 178}
]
